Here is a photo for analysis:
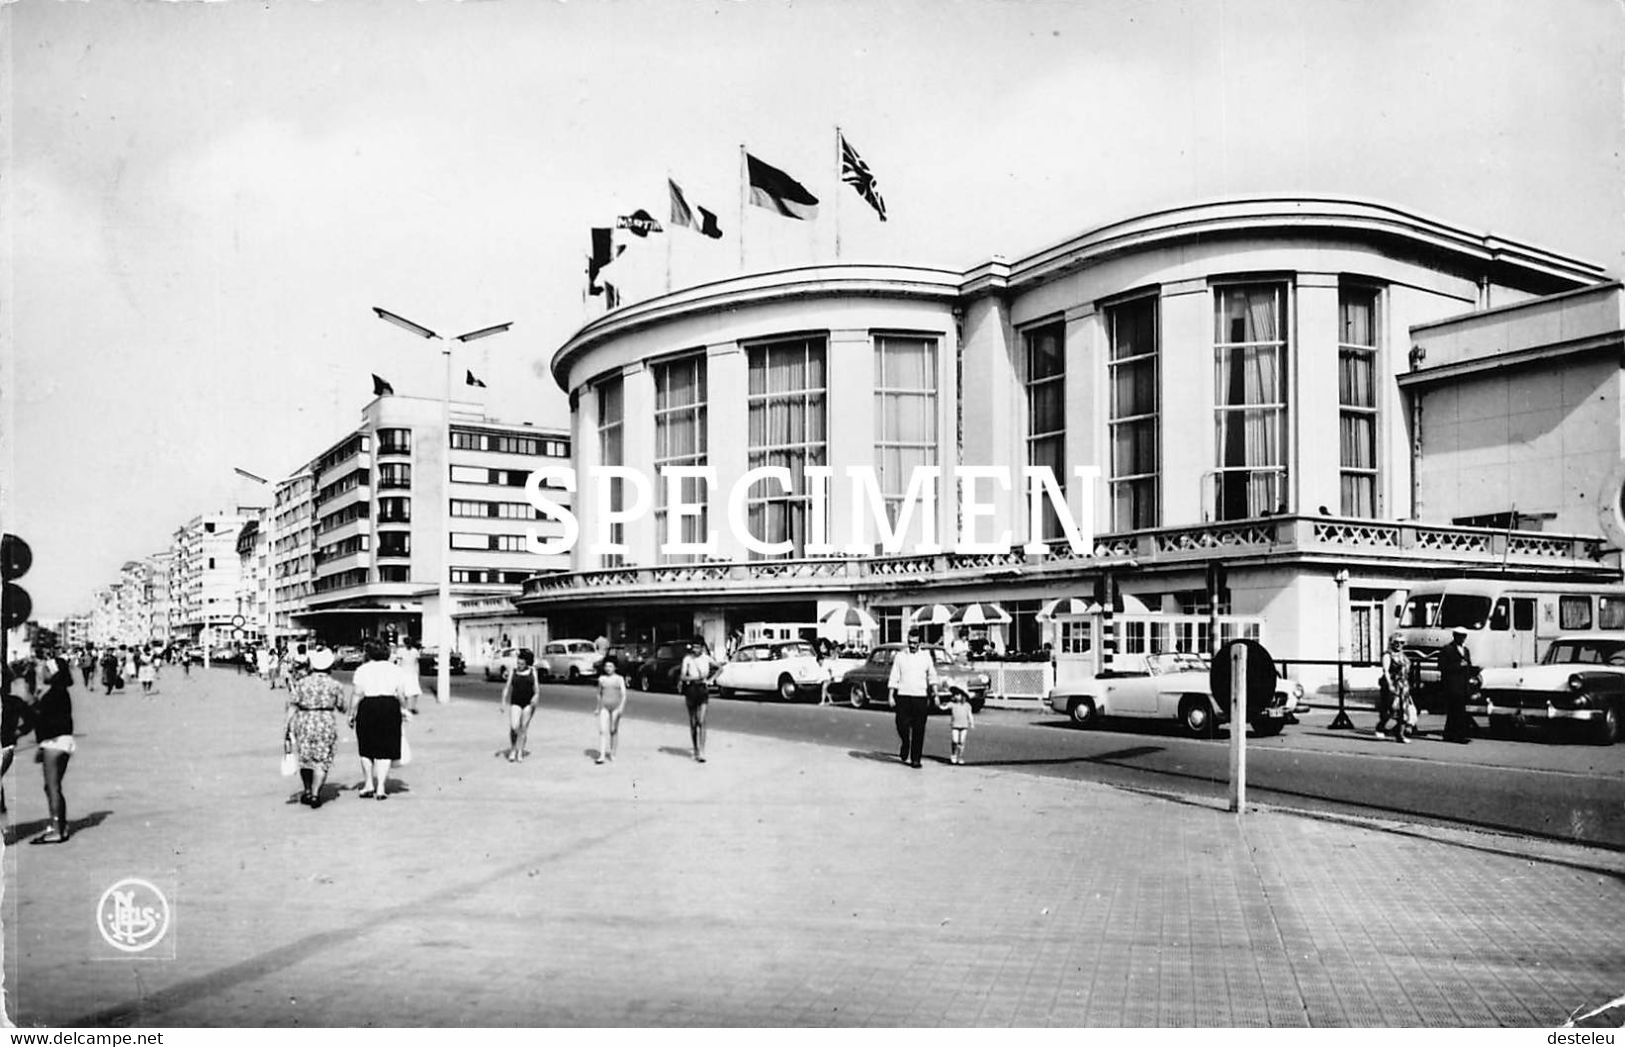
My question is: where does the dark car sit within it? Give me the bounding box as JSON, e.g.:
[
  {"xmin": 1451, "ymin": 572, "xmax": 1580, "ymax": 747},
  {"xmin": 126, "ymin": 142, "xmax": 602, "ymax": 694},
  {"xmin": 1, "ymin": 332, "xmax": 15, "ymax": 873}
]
[
  {"xmin": 333, "ymin": 645, "xmax": 365, "ymax": 669},
  {"xmin": 631, "ymin": 641, "xmax": 697, "ymax": 692},
  {"xmin": 839, "ymin": 644, "xmax": 989, "ymax": 713},
  {"xmin": 595, "ymin": 643, "xmax": 649, "ymax": 679},
  {"xmin": 417, "ymin": 648, "xmax": 466, "ymax": 676}
]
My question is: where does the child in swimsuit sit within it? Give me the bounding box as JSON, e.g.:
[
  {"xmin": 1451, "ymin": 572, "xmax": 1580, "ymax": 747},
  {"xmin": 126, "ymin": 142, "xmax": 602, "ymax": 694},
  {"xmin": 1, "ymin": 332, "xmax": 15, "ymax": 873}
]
[
  {"xmin": 595, "ymin": 657, "xmax": 628, "ymax": 765},
  {"xmin": 948, "ymin": 690, "xmax": 974, "ymax": 764}
]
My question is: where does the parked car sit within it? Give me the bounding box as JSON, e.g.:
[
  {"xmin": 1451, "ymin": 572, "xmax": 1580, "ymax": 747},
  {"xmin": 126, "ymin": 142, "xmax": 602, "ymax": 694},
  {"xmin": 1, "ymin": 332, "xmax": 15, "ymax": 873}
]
[
  {"xmin": 209, "ymin": 646, "xmax": 241, "ymax": 664},
  {"xmin": 483, "ymin": 646, "xmax": 521, "ymax": 682},
  {"xmin": 839, "ymin": 644, "xmax": 989, "ymax": 713},
  {"xmin": 714, "ymin": 641, "xmax": 829, "ymax": 702},
  {"xmin": 539, "ymin": 639, "xmax": 601, "ymax": 682},
  {"xmin": 1047, "ymin": 652, "xmax": 1302, "ymax": 738},
  {"xmin": 417, "ymin": 647, "xmax": 466, "ymax": 676},
  {"xmin": 333, "ymin": 645, "xmax": 365, "ymax": 669},
  {"xmin": 1474, "ymin": 632, "xmax": 1624, "ymax": 745},
  {"xmin": 632, "ymin": 642, "xmax": 692, "ymax": 692}
]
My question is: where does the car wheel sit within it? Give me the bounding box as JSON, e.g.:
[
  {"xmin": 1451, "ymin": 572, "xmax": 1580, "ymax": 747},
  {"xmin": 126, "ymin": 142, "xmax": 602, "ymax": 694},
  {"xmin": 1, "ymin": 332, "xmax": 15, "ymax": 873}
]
[
  {"xmin": 568, "ymin": 666, "xmax": 581, "ymax": 683},
  {"xmin": 718, "ymin": 688, "xmax": 734, "ymax": 701},
  {"xmin": 970, "ymin": 696, "xmax": 985, "ymax": 714},
  {"xmin": 851, "ymin": 682, "xmax": 870, "ymax": 709},
  {"xmin": 1488, "ymin": 714, "xmax": 1515, "ymax": 739},
  {"xmin": 632, "ymin": 672, "xmax": 645, "ymax": 692},
  {"xmin": 1179, "ymin": 696, "xmax": 1216, "ymax": 738},
  {"xmin": 777, "ymin": 675, "xmax": 797, "ymax": 702},
  {"xmin": 1592, "ymin": 702, "xmax": 1620, "ymax": 746},
  {"xmin": 1250, "ymin": 718, "xmax": 1285, "ymax": 738},
  {"xmin": 1067, "ymin": 696, "xmax": 1096, "ymax": 727}
]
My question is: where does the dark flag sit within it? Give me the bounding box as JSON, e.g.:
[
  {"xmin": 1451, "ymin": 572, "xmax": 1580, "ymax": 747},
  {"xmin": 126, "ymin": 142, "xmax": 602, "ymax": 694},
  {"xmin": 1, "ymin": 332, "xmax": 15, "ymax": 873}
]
[
  {"xmin": 669, "ymin": 179, "xmax": 723, "ymax": 239},
  {"xmin": 587, "ymin": 227, "xmax": 624, "ymax": 293},
  {"xmin": 616, "ymin": 209, "xmax": 664, "ymax": 237},
  {"xmin": 746, "ymin": 152, "xmax": 819, "ymax": 220},
  {"xmin": 466, "ymin": 370, "xmax": 487, "ymax": 389},
  {"xmin": 371, "ymin": 374, "xmax": 395, "ymax": 397},
  {"xmin": 839, "ymin": 132, "xmax": 887, "ymax": 221}
]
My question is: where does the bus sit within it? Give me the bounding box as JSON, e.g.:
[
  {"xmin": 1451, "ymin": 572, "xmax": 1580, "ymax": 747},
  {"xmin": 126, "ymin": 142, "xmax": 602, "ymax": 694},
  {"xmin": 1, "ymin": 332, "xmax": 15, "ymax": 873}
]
[{"xmin": 1394, "ymin": 579, "xmax": 1625, "ymax": 696}]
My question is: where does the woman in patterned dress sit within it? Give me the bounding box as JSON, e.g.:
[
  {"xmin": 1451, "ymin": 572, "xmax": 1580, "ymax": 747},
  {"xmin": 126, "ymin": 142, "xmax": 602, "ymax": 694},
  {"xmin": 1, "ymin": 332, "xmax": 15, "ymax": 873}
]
[{"xmin": 283, "ymin": 646, "xmax": 347, "ymax": 808}]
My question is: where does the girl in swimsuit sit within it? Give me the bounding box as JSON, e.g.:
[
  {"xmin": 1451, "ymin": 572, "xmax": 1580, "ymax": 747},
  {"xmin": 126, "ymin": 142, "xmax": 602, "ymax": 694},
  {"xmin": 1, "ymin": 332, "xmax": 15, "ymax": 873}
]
[
  {"xmin": 500, "ymin": 649, "xmax": 541, "ymax": 762},
  {"xmin": 595, "ymin": 656, "xmax": 627, "ymax": 765}
]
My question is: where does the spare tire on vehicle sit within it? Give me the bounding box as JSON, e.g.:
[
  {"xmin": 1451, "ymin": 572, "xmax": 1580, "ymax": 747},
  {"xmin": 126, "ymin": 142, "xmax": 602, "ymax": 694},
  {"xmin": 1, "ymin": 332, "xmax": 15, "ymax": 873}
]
[{"xmin": 1208, "ymin": 639, "xmax": 1278, "ymax": 721}]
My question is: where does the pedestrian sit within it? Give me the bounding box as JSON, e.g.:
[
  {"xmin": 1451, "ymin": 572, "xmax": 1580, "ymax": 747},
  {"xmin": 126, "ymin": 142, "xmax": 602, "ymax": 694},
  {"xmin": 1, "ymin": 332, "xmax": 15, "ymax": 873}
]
[
  {"xmin": 283, "ymin": 646, "xmax": 347, "ymax": 808},
  {"xmin": 1382, "ymin": 634, "xmax": 1416, "ymax": 744},
  {"xmin": 1439, "ymin": 625, "xmax": 1478, "ymax": 744},
  {"xmin": 946, "ymin": 688, "xmax": 975, "ymax": 763},
  {"xmin": 1, "ymin": 661, "xmax": 35, "ymax": 819},
  {"xmin": 500, "ymin": 648, "xmax": 541, "ymax": 762},
  {"xmin": 121, "ymin": 646, "xmax": 136, "ymax": 688},
  {"xmin": 888, "ymin": 631, "xmax": 941, "ymax": 769},
  {"xmin": 594, "ymin": 655, "xmax": 628, "ymax": 764},
  {"xmin": 349, "ymin": 640, "xmax": 407, "ymax": 799},
  {"xmin": 677, "ymin": 639, "xmax": 718, "ymax": 762},
  {"xmin": 265, "ymin": 646, "xmax": 281, "ymax": 690},
  {"xmin": 137, "ymin": 653, "xmax": 157, "ymax": 695},
  {"xmin": 393, "ymin": 640, "xmax": 423, "ymax": 713},
  {"xmin": 100, "ymin": 647, "xmax": 121, "ymax": 695},
  {"xmin": 77, "ymin": 648, "xmax": 95, "ymax": 689},
  {"xmin": 28, "ymin": 648, "xmax": 75, "ymax": 844},
  {"xmin": 815, "ymin": 639, "xmax": 836, "ymax": 706}
]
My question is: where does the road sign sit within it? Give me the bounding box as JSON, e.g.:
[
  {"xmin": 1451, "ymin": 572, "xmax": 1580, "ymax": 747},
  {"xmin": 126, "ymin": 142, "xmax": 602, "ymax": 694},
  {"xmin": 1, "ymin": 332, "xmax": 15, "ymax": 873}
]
[
  {"xmin": 2, "ymin": 583, "xmax": 32, "ymax": 630},
  {"xmin": 231, "ymin": 615, "xmax": 246, "ymax": 628},
  {"xmin": 1, "ymin": 534, "xmax": 32, "ymax": 581}
]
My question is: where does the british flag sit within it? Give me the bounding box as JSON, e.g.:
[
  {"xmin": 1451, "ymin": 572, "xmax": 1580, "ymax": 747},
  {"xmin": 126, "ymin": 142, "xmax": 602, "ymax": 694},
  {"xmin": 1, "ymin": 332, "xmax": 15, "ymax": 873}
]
[{"xmin": 839, "ymin": 132, "xmax": 886, "ymax": 222}]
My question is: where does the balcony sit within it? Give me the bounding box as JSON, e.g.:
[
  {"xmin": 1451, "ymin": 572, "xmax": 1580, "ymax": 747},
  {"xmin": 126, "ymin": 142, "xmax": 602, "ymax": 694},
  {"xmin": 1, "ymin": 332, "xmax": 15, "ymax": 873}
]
[{"xmin": 514, "ymin": 514, "xmax": 1612, "ymax": 608}]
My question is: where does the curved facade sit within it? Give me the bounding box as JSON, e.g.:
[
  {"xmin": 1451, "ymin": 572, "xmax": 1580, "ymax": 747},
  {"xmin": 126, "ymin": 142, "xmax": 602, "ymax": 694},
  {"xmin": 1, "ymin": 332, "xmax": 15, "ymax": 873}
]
[{"xmin": 522, "ymin": 197, "xmax": 1615, "ymax": 675}]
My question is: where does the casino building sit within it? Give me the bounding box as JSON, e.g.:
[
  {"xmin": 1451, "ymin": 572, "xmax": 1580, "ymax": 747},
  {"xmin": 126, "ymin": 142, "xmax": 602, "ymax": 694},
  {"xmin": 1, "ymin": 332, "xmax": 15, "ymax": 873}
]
[{"xmin": 515, "ymin": 197, "xmax": 1621, "ymax": 685}]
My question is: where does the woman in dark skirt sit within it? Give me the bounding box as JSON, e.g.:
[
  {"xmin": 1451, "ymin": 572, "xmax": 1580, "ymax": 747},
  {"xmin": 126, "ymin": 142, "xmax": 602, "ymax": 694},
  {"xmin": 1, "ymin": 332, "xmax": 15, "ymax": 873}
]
[{"xmin": 348, "ymin": 640, "xmax": 407, "ymax": 799}]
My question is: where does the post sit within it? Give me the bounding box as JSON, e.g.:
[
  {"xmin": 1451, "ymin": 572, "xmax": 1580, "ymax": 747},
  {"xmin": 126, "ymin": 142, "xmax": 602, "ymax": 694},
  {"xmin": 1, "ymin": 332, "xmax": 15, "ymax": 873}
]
[
  {"xmin": 1228, "ymin": 642, "xmax": 1247, "ymax": 813},
  {"xmin": 1329, "ymin": 568, "xmax": 1355, "ymax": 730},
  {"xmin": 203, "ymin": 625, "xmax": 211, "ymax": 669},
  {"xmin": 438, "ymin": 343, "xmax": 454, "ymax": 705}
]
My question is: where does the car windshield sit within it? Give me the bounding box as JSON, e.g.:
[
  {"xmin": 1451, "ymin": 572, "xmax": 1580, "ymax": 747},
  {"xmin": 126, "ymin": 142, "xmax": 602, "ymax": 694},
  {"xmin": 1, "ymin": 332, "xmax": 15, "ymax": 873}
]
[
  {"xmin": 1543, "ymin": 639, "xmax": 1625, "ymax": 666},
  {"xmin": 1145, "ymin": 652, "xmax": 1207, "ymax": 675},
  {"xmin": 1437, "ymin": 595, "xmax": 1492, "ymax": 629},
  {"xmin": 778, "ymin": 643, "xmax": 815, "ymax": 659}
]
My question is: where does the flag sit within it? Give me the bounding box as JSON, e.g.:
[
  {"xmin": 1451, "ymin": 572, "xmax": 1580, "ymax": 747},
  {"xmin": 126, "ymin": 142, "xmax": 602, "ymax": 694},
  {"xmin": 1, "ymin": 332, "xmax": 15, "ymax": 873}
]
[
  {"xmin": 616, "ymin": 209, "xmax": 664, "ymax": 237},
  {"xmin": 746, "ymin": 152, "xmax": 819, "ymax": 220},
  {"xmin": 371, "ymin": 374, "xmax": 395, "ymax": 397},
  {"xmin": 587, "ymin": 227, "xmax": 624, "ymax": 295},
  {"xmin": 465, "ymin": 370, "xmax": 487, "ymax": 389},
  {"xmin": 669, "ymin": 179, "xmax": 723, "ymax": 239},
  {"xmin": 839, "ymin": 132, "xmax": 887, "ymax": 221}
]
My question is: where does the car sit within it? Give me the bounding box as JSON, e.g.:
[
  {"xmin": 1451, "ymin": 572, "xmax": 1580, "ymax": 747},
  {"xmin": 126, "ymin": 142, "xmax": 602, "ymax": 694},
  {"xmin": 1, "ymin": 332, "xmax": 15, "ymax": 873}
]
[
  {"xmin": 539, "ymin": 640, "xmax": 601, "ymax": 682},
  {"xmin": 209, "ymin": 646, "xmax": 241, "ymax": 664},
  {"xmin": 839, "ymin": 644, "xmax": 989, "ymax": 713},
  {"xmin": 1047, "ymin": 651, "xmax": 1302, "ymax": 738},
  {"xmin": 1475, "ymin": 632, "xmax": 1624, "ymax": 744},
  {"xmin": 333, "ymin": 645, "xmax": 365, "ymax": 669},
  {"xmin": 713, "ymin": 641, "xmax": 830, "ymax": 702},
  {"xmin": 417, "ymin": 647, "xmax": 466, "ymax": 676},
  {"xmin": 483, "ymin": 646, "xmax": 520, "ymax": 682},
  {"xmin": 632, "ymin": 642, "xmax": 691, "ymax": 692}
]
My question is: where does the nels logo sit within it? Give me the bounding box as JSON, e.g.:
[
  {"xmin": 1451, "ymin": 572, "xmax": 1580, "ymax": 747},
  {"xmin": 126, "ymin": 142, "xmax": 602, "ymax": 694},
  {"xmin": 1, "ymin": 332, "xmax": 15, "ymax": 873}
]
[{"xmin": 98, "ymin": 878, "xmax": 171, "ymax": 953}]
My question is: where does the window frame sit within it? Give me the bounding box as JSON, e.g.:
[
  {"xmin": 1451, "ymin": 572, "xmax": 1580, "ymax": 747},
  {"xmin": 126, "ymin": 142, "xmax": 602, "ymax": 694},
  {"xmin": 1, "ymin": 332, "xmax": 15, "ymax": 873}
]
[
  {"xmin": 1104, "ymin": 293, "xmax": 1160, "ymax": 531},
  {"xmin": 1211, "ymin": 279, "xmax": 1292, "ymax": 521},
  {"xmin": 1337, "ymin": 281, "xmax": 1382, "ymax": 518}
]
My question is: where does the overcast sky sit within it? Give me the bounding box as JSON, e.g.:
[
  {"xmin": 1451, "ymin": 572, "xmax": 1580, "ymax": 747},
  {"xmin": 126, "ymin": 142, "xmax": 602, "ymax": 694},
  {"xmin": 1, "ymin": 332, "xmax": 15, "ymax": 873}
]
[{"xmin": 8, "ymin": 0, "xmax": 1623, "ymax": 618}]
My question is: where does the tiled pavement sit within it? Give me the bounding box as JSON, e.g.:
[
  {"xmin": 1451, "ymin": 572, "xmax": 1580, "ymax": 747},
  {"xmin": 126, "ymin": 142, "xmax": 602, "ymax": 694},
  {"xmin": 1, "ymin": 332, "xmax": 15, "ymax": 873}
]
[{"xmin": 3, "ymin": 668, "xmax": 1622, "ymax": 1027}]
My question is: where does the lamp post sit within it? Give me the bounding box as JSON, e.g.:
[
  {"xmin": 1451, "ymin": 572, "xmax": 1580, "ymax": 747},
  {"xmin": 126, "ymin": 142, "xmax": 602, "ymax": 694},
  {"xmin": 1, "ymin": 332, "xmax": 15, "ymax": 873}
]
[{"xmin": 373, "ymin": 307, "xmax": 513, "ymax": 705}]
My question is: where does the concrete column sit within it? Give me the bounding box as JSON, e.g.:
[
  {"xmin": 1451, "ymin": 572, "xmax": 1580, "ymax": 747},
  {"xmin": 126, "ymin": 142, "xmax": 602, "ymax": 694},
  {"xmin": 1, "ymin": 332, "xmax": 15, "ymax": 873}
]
[
  {"xmin": 708, "ymin": 342, "xmax": 749, "ymax": 561},
  {"xmin": 573, "ymin": 381, "xmax": 599, "ymax": 571},
  {"xmin": 621, "ymin": 362, "xmax": 657, "ymax": 565},
  {"xmin": 957, "ymin": 295, "xmax": 1019, "ymax": 547},
  {"xmin": 1159, "ymin": 279, "xmax": 1211, "ymax": 526},
  {"xmin": 1064, "ymin": 304, "xmax": 1102, "ymax": 538},
  {"xmin": 1296, "ymin": 274, "xmax": 1342, "ymax": 517},
  {"xmin": 827, "ymin": 328, "xmax": 873, "ymax": 552}
]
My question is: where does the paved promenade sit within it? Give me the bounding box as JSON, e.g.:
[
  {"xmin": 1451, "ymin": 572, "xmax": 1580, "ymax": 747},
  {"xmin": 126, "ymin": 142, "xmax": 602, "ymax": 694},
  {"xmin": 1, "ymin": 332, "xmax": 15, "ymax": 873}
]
[{"xmin": 3, "ymin": 667, "xmax": 1623, "ymax": 1027}]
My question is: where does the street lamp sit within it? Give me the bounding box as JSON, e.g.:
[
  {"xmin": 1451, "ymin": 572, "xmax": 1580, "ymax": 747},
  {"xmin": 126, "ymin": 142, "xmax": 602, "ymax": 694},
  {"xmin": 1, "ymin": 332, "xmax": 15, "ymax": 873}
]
[{"xmin": 373, "ymin": 307, "xmax": 513, "ymax": 705}]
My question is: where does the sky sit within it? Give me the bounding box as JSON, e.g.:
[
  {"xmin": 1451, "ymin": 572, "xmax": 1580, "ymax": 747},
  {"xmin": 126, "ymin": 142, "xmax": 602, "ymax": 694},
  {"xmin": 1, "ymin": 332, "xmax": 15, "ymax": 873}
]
[{"xmin": 6, "ymin": 0, "xmax": 1623, "ymax": 618}]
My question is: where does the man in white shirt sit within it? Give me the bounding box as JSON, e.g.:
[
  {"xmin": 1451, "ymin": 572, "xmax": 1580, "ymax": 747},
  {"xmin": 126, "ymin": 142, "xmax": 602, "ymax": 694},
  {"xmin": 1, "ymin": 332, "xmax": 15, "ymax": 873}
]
[
  {"xmin": 677, "ymin": 639, "xmax": 718, "ymax": 762},
  {"xmin": 888, "ymin": 632, "xmax": 941, "ymax": 769}
]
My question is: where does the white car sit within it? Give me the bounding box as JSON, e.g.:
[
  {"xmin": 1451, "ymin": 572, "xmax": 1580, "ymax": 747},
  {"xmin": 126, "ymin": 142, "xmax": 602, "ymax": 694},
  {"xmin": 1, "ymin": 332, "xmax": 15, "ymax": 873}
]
[
  {"xmin": 1474, "ymin": 632, "xmax": 1624, "ymax": 744},
  {"xmin": 483, "ymin": 647, "xmax": 520, "ymax": 682},
  {"xmin": 539, "ymin": 640, "xmax": 601, "ymax": 682},
  {"xmin": 714, "ymin": 641, "xmax": 830, "ymax": 702},
  {"xmin": 1048, "ymin": 652, "xmax": 1302, "ymax": 737}
]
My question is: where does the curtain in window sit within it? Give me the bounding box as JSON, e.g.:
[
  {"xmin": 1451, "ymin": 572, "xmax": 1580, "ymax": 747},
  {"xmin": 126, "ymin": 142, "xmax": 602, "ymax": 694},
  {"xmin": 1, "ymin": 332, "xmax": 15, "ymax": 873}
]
[
  {"xmin": 1215, "ymin": 286, "xmax": 1286, "ymax": 519},
  {"xmin": 747, "ymin": 340, "xmax": 827, "ymax": 554}
]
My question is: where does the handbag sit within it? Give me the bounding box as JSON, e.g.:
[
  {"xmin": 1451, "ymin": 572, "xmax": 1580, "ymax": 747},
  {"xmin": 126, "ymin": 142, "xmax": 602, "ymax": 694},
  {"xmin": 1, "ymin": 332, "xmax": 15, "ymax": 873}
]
[
  {"xmin": 280, "ymin": 749, "xmax": 298, "ymax": 776},
  {"xmin": 398, "ymin": 735, "xmax": 413, "ymax": 766}
]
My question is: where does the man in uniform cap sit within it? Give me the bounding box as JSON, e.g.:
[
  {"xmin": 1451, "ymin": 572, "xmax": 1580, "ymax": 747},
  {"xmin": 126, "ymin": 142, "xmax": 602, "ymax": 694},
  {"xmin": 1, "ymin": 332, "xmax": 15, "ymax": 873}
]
[{"xmin": 1438, "ymin": 625, "xmax": 1478, "ymax": 744}]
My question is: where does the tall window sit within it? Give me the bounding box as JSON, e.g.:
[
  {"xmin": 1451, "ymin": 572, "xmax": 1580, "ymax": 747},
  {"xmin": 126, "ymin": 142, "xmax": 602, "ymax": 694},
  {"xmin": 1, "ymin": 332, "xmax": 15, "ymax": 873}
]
[
  {"xmin": 1339, "ymin": 286, "xmax": 1379, "ymax": 517},
  {"xmin": 653, "ymin": 354, "xmax": 708, "ymax": 561},
  {"xmin": 1107, "ymin": 296, "xmax": 1158, "ymax": 530},
  {"xmin": 597, "ymin": 377, "xmax": 625, "ymax": 566},
  {"xmin": 1024, "ymin": 323, "xmax": 1066, "ymax": 541},
  {"xmin": 746, "ymin": 337, "xmax": 827, "ymax": 556},
  {"xmin": 1214, "ymin": 284, "xmax": 1288, "ymax": 520},
  {"xmin": 874, "ymin": 335, "xmax": 937, "ymax": 528}
]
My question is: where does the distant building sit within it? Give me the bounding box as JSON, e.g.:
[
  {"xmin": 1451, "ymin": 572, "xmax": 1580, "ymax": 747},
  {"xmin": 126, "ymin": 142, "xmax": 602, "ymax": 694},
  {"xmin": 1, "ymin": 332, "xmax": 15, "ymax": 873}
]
[
  {"xmin": 171, "ymin": 510, "xmax": 254, "ymax": 644},
  {"xmin": 235, "ymin": 513, "xmax": 271, "ymax": 644}
]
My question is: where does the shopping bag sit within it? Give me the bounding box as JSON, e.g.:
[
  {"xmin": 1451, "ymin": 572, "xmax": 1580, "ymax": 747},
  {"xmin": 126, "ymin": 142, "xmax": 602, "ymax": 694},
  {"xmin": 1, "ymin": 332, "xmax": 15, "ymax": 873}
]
[
  {"xmin": 280, "ymin": 750, "xmax": 298, "ymax": 777},
  {"xmin": 398, "ymin": 735, "xmax": 413, "ymax": 766}
]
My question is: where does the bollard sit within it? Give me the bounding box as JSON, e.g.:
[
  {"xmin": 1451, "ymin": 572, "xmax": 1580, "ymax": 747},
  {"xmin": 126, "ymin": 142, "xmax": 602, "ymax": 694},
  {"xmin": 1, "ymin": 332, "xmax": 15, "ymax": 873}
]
[{"xmin": 1229, "ymin": 642, "xmax": 1247, "ymax": 813}]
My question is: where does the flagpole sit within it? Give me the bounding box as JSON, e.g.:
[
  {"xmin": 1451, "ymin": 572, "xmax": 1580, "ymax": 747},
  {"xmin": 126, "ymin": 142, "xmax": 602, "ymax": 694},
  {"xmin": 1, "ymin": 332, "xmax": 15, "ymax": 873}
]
[
  {"xmin": 665, "ymin": 172, "xmax": 674, "ymax": 294},
  {"xmin": 738, "ymin": 145, "xmax": 747, "ymax": 272}
]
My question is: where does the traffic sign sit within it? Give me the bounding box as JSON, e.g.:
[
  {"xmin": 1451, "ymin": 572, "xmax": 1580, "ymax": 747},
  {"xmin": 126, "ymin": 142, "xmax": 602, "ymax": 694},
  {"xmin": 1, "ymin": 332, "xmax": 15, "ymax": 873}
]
[
  {"xmin": 1209, "ymin": 639, "xmax": 1278, "ymax": 716},
  {"xmin": 231, "ymin": 615, "xmax": 246, "ymax": 628},
  {"xmin": 2, "ymin": 583, "xmax": 33, "ymax": 630},
  {"xmin": 1, "ymin": 534, "xmax": 32, "ymax": 582}
]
